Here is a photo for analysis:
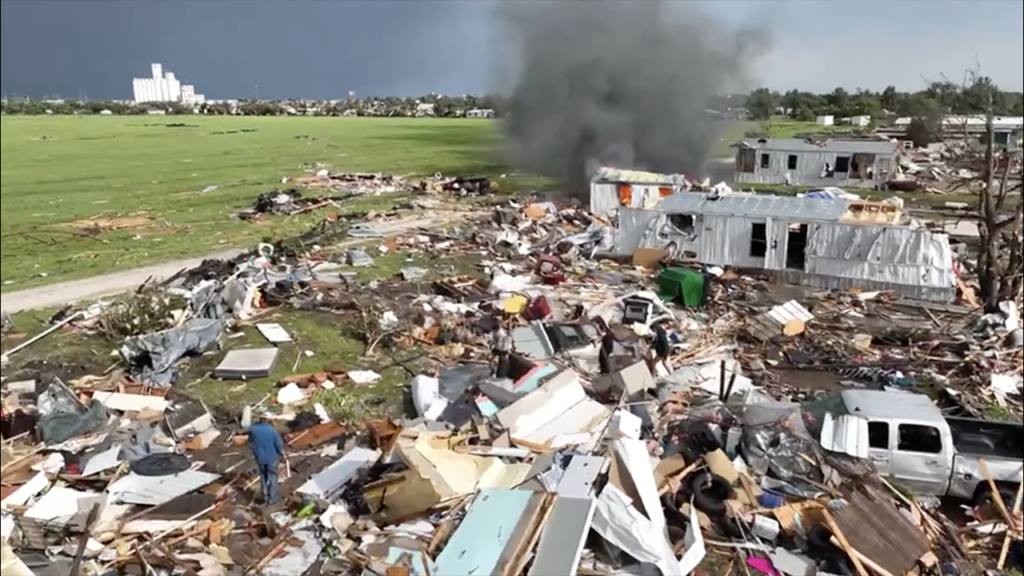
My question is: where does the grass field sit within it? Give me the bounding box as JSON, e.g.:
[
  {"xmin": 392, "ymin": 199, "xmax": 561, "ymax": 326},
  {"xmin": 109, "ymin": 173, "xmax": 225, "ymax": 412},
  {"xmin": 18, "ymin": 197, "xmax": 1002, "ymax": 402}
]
[
  {"xmin": 0, "ymin": 116, "xmax": 511, "ymax": 290},
  {"xmin": 0, "ymin": 114, "xmax": 953, "ymax": 292}
]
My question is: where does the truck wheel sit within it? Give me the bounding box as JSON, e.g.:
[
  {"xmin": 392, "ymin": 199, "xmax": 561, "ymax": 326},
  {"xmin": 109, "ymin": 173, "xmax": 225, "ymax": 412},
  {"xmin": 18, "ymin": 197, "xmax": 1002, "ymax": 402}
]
[{"xmin": 973, "ymin": 485, "xmax": 1017, "ymax": 510}]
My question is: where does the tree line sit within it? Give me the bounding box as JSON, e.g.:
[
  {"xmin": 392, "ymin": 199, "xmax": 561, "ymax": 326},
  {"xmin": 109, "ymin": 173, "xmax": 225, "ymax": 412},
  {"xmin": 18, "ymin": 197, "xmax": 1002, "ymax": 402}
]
[
  {"xmin": 0, "ymin": 94, "xmax": 508, "ymax": 117},
  {"xmin": 739, "ymin": 77, "xmax": 1023, "ymax": 123}
]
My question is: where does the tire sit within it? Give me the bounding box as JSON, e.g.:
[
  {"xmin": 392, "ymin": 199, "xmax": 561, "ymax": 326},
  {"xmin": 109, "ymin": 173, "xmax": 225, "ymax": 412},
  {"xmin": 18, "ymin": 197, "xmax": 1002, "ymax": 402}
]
[
  {"xmin": 130, "ymin": 453, "xmax": 190, "ymax": 476},
  {"xmin": 973, "ymin": 485, "xmax": 1017, "ymax": 510},
  {"xmin": 687, "ymin": 472, "xmax": 735, "ymax": 517}
]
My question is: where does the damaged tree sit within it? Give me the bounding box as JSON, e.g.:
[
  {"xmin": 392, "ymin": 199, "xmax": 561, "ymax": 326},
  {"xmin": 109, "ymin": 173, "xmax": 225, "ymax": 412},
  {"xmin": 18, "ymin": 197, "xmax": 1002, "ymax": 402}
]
[{"xmin": 943, "ymin": 71, "xmax": 1024, "ymax": 312}]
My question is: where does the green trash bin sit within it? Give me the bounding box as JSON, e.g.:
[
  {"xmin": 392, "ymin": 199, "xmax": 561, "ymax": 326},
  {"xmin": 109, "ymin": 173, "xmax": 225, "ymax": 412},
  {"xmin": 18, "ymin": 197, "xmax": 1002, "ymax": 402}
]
[{"xmin": 657, "ymin": 267, "xmax": 706, "ymax": 307}]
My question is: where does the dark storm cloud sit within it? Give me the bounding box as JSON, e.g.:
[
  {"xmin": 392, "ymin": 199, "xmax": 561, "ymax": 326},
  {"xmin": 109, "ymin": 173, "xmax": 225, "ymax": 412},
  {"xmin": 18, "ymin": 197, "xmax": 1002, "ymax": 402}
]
[
  {"xmin": 1, "ymin": 0, "xmax": 491, "ymax": 100},
  {"xmin": 494, "ymin": 0, "xmax": 770, "ymax": 194}
]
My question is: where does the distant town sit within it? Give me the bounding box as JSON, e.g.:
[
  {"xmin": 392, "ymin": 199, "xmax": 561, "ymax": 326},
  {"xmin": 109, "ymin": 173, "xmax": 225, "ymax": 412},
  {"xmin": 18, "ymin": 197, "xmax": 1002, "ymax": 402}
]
[{"xmin": 2, "ymin": 63, "xmax": 1021, "ymax": 148}]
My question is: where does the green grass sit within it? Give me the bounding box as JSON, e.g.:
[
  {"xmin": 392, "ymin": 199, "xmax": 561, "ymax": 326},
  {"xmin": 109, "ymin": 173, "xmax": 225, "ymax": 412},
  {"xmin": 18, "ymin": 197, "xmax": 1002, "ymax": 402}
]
[
  {"xmin": 713, "ymin": 118, "xmax": 852, "ymax": 157},
  {"xmin": 0, "ymin": 115, "xmax": 511, "ymax": 291},
  {"xmin": 1, "ymin": 249, "xmax": 484, "ymax": 419}
]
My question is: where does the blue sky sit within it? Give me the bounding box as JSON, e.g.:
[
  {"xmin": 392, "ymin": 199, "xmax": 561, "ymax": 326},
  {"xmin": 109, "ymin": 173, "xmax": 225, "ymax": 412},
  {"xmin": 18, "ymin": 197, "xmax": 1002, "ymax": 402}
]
[{"xmin": 1, "ymin": 0, "xmax": 1020, "ymax": 100}]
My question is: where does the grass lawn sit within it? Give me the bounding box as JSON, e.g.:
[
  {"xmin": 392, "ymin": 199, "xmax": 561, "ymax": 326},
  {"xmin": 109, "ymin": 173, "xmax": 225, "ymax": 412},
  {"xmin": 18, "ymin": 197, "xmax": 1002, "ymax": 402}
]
[
  {"xmin": 0, "ymin": 115, "xmax": 514, "ymax": 291},
  {"xmin": 713, "ymin": 117, "xmax": 851, "ymax": 156}
]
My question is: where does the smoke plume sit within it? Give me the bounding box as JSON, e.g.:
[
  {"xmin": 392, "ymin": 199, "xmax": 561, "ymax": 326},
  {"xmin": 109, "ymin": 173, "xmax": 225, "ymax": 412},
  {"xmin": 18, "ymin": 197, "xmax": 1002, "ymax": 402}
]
[{"xmin": 494, "ymin": 0, "xmax": 770, "ymax": 195}]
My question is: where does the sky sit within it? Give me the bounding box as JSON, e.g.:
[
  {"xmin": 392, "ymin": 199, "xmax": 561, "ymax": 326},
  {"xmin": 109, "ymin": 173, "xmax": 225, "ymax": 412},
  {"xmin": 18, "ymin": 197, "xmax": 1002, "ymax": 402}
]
[{"xmin": 1, "ymin": 0, "xmax": 1021, "ymax": 100}]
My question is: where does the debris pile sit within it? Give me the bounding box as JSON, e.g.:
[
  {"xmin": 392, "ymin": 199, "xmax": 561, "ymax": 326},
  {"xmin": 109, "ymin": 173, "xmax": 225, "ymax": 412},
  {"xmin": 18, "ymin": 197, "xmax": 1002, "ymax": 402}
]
[{"xmin": 2, "ymin": 198, "xmax": 1021, "ymax": 575}]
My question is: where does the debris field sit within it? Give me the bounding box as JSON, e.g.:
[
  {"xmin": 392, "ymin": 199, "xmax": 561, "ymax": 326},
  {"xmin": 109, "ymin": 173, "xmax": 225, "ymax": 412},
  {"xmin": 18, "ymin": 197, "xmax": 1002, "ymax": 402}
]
[{"xmin": 1, "ymin": 169, "xmax": 1021, "ymax": 576}]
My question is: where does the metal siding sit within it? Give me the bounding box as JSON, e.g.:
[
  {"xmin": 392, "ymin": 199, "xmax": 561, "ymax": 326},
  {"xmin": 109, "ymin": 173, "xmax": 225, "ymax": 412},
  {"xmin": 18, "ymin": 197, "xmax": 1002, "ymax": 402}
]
[
  {"xmin": 658, "ymin": 193, "xmax": 850, "ymax": 222},
  {"xmin": 590, "ymin": 183, "xmax": 620, "ymax": 217},
  {"xmin": 614, "ymin": 208, "xmax": 660, "ymax": 254},
  {"xmin": 820, "ymin": 413, "xmax": 870, "ymax": 459},
  {"xmin": 107, "ymin": 470, "xmax": 221, "ymax": 506},
  {"xmin": 699, "ymin": 215, "xmax": 732, "ymax": 265},
  {"xmin": 735, "ymin": 147, "xmax": 895, "ymax": 187},
  {"xmin": 591, "ymin": 167, "xmax": 677, "ymax": 184},
  {"xmin": 434, "ymin": 489, "xmax": 535, "ymax": 576},
  {"xmin": 528, "ymin": 497, "xmax": 596, "ymax": 576},
  {"xmin": 806, "ymin": 223, "xmax": 955, "ymax": 297},
  {"xmin": 557, "ymin": 456, "xmax": 607, "ymax": 498},
  {"xmin": 740, "ymin": 138, "xmax": 899, "ymax": 155},
  {"xmin": 765, "ymin": 217, "xmax": 788, "ymax": 270}
]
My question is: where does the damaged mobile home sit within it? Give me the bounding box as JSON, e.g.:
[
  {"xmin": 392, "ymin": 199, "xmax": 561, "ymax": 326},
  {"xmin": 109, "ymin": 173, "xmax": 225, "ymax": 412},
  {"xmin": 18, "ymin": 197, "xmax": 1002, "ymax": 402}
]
[
  {"xmin": 589, "ymin": 167, "xmax": 690, "ymax": 218},
  {"xmin": 734, "ymin": 137, "xmax": 898, "ymax": 188},
  {"xmin": 614, "ymin": 192, "xmax": 958, "ymax": 301}
]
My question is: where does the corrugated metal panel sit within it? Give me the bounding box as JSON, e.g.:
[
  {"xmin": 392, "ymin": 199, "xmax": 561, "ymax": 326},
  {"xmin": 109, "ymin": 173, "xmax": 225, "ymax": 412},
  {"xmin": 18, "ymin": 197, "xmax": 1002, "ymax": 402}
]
[
  {"xmin": 107, "ymin": 470, "xmax": 220, "ymax": 506},
  {"xmin": 589, "ymin": 182, "xmax": 620, "ymax": 217},
  {"xmin": 779, "ymin": 271, "xmax": 956, "ymax": 303},
  {"xmin": 765, "ymin": 301, "xmax": 814, "ymax": 325},
  {"xmin": 592, "ymin": 167, "xmax": 677, "ymax": 184},
  {"xmin": 614, "ymin": 208, "xmax": 660, "ymax": 254},
  {"xmin": 739, "ymin": 138, "xmax": 898, "ymax": 155},
  {"xmin": 819, "ymin": 412, "xmax": 869, "ymax": 459},
  {"xmin": 806, "ymin": 223, "xmax": 955, "ymax": 292},
  {"xmin": 656, "ymin": 193, "xmax": 850, "ymax": 222}
]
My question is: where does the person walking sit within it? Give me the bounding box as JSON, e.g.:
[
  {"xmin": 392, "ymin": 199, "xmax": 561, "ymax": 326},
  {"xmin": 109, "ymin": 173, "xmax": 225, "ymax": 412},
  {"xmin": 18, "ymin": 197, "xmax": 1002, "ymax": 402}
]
[
  {"xmin": 597, "ymin": 320, "xmax": 617, "ymax": 375},
  {"xmin": 248, "ymin": 416, "xmax": 285, "ymax": 505},
  {"xmin": 491, "ymin": 318, "xmax": 513, "ymax": 378},
  {"xmin": 650, "ymin": 320, "xmax": 672, "ymax": 373}
]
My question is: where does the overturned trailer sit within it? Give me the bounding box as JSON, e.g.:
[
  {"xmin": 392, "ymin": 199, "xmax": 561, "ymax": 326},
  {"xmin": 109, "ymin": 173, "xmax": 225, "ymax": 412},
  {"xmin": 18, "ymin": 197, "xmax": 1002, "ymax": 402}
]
[{"xmin": 614, "ymin": 193, "xmax": 958, "ymax": 302}]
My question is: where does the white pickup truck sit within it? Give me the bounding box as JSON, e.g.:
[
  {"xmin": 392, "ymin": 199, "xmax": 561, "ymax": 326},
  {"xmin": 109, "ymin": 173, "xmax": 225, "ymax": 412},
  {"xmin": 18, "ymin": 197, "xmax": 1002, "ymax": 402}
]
[{"xmin": 805, "ymin": 390, "xmax": 1023, "ymax": 506}]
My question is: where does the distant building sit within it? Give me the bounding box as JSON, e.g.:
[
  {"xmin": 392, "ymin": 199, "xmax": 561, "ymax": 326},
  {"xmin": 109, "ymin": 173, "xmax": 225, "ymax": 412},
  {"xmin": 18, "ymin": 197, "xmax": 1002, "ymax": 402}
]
[
  {"xmin": 465, "ymin": 108, "xmax": 495, "ymax": 119},
  {"xmin": 892, "ymin": 115, "xmax": 1023, "ymax": 147},
  {"xmin": 816, "ymin": 115, "xmax": 835, "ymax": 126},
  {"xmin": 845, "ymin": 115, "xmax": 871, "ymax": 127},
  {"xmin": 733, "ymin": 137, "xmax": 898, "ymax": 188},
  {"xmin": 132, "ymin": 63, "xmax": 204, "ymax": 104}
]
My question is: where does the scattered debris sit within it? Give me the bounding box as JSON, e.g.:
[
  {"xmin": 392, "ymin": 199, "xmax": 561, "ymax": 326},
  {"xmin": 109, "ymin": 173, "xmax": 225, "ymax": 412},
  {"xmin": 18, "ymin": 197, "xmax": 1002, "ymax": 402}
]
[{"xmin": 2, "ymin": 175, "xmax": 1021, "ymax": 576}]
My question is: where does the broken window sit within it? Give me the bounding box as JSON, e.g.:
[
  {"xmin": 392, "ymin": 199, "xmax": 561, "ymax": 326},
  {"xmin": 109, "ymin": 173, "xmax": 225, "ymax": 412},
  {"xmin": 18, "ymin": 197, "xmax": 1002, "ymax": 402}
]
[
  {"xmin": 618, "ymin": 184, "xmax": 632, "ymax": 206},
  {"xmin": 736, "ymin": 149, "xmax": 755, "ymax": 173},
  {"xmin": 760, "ymin": 153, "xmax": 770, "ymax": 169},
  {"xmin": 850, "ymin": 153, "xmax": 876, "ymax": 178},
  {"xmin": 897, "ymin": 424, "xmax": 942, "ymax": 454},
  {"xmin": 868, "ymin": 422, "xmax": 889, "ymax": 449},
  {"xmin": 659, "ymin": 186, "xmax": 673, "ymax": 197},
  {"xmin": 834, "ymin": 156, "xmax": 851, "ymax": 173},
  {"xmin": 668, "ymin": 214, "xmax": 695, "ymax": 235},
  {"xmin": 750, "ymin": 223, "xmax": 767, "ymax": 258},
  {"xmin": 787, "ymin": 154, "xmax": 798, "ymax": 170}
]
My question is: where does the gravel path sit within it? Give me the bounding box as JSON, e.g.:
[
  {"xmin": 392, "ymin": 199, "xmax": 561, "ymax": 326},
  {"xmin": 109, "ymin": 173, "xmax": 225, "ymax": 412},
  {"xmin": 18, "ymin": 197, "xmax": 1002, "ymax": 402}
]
[{"xmin": 1, "ymin": 216, "xmax": 447, "ymax": 314}]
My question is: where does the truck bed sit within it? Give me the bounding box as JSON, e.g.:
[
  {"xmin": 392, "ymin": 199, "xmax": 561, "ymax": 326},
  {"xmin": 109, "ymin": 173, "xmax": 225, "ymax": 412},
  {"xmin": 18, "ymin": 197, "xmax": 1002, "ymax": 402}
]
[{"xmin": 946, "ymin": 417, "xmax": 1023, "ymax": 460}]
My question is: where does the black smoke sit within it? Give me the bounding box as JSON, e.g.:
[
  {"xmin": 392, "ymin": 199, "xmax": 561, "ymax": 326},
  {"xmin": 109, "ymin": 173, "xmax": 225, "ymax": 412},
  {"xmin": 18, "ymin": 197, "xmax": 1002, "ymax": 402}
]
[{"xmin": 494, "ymin": 0, "xmax": 770, "ymax": 195}]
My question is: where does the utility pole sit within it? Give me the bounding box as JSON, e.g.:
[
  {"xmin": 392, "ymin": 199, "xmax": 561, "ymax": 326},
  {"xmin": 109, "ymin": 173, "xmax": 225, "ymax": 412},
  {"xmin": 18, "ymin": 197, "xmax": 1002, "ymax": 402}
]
[{"xmin": 255, "ymin": 84, "xmax": 259, "ymax": 100}]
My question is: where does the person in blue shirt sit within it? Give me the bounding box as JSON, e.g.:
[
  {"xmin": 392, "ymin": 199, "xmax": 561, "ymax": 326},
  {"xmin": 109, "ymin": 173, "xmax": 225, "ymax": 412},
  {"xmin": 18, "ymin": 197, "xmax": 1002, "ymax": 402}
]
[{"xmin": 248, "ymin": 417, "xmax": 285, "ymax": 505}]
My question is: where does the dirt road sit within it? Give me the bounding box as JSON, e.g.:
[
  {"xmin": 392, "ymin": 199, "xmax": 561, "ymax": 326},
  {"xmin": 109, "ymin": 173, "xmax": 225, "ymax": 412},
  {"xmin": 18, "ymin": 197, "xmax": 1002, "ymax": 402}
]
[{"xmin": 1, "ymin": 216, "xmax": 446, "ymax": 314}]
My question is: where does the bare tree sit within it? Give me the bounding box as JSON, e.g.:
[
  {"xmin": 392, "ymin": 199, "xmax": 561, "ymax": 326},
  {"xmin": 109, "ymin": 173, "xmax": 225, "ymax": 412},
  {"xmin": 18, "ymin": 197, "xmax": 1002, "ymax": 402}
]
[{"xmin": 941, "ymin": 69, "xmax": 1023, "ymax": 312}]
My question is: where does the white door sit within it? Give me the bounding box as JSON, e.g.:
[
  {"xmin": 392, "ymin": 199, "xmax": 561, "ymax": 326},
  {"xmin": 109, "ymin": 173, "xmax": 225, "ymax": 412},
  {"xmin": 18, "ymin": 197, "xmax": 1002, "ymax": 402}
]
[{"xmin": 867, "ymin": 420, "xmax": 892, "ymax": 476}]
